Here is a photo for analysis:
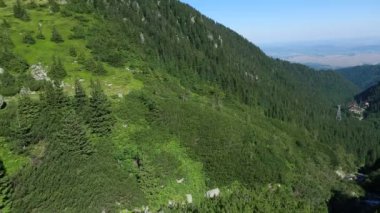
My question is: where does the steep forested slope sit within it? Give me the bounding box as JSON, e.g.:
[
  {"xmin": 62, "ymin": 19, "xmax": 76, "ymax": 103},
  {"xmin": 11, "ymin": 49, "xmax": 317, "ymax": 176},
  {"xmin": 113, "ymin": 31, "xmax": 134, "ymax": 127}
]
[
  {"xmin": 0, "ymin": 0, "xmax": 379, "ymax": 212},
  {"xmin": 336, "ymin": 64, "xmax": 380, "ymax": 90},
  {"xmin": 355, "ymin": 82, "xmax": 380, "ymax": 115}
]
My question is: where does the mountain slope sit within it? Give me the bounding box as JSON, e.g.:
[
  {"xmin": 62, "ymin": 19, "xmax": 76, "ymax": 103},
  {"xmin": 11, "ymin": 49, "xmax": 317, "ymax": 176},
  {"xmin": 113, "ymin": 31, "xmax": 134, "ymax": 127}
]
[
  {"xmin": 0, "ymin": 0, "xmax": 379, "ymax": 212},
  {"xmin": 336, "ymin": 64, "xmax": 380, "ymax": 90},
  {"xmin": 355, "ymin": 82, "xmax": 380, "ymax": 115}
]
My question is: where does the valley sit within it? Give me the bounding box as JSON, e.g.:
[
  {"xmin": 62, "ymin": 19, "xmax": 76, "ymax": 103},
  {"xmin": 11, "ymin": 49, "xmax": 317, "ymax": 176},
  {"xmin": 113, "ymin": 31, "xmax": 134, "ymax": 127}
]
[{"xmin": 0, "ymin": 0, "xmax": 379, "ymax": 212}]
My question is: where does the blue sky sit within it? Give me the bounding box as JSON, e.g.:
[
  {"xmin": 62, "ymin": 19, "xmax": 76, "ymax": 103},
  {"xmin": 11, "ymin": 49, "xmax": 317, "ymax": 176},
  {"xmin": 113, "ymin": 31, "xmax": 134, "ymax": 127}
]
[{"xmin": 180, "ymin": 0, "xmax": 380, "ymax": 45}]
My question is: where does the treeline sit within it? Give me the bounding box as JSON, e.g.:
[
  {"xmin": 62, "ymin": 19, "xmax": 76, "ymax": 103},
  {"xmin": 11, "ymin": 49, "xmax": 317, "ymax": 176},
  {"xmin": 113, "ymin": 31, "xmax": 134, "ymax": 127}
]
[
  {"xmin": 0, "ymin": 80, "xmax": 113, "ymax": 153},
  {"xmin": 63, "ymin": 0, "xmax": 380, "ymax": 167},
  {"xmin": 0, "ymin": 79, "xmax": 145, "ymax": 211}
]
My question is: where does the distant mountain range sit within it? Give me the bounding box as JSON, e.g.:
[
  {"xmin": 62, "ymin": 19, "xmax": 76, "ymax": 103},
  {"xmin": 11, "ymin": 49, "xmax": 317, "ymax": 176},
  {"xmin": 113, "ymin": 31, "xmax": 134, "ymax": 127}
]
[{"xmin": 262, "ymin": 39, "xmax": 380, "ymax": 68}]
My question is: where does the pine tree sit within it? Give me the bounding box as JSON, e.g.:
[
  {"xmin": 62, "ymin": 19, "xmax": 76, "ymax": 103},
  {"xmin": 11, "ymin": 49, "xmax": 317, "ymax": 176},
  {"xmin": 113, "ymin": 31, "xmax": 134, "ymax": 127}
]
[
  {"xmin": 88, "ymin": 80, "xmax": 114, "ymax": 136},
  {"xmin": 73, "ymin": 80, "xmax": 89, "ymax": 120},
  {"xmin": 49, "ymin": 56, "xmax": 67, "ymax": 81},
  {"xmin": 13, "ymin": 0, "xmax": 29, "ymax": 21},
  {"xmin": 94, "ymin": 62, "xmax": 107, "ymax": 75},
  {"xmin": 22, "ymin": 32, "xmax": 36, "ymax": 45},
  {"xmin": 0, "ymin": 0, "xmax": 7, "ymax": 8},
  {"xmin": 49, "ymin": 0, "xmax": 60, "ymax": 13},
  {"xmin": 13, "ymin": 95, "xmax": 40, "ymax": 152},
  {"xmin": 54, "ymin": 110, "xmax": 92, "ymax": 155},
  {"xmin": 51, "ymin": 26, "xmax": 64, "ymax": 43},
  {"xmin": 36, "ymin": 22, "xmax": 45, "ymax": 40},
  {"xmin": 1, "ymin": 19, "xmax": 11, "ymax": 28},
  {"xmin": 33, "ymin": 84, "xmax": 70, "ymax": 141},
  {"xmin": 0, "ymin": 160, "xmax": 12, "ymax": 210}
]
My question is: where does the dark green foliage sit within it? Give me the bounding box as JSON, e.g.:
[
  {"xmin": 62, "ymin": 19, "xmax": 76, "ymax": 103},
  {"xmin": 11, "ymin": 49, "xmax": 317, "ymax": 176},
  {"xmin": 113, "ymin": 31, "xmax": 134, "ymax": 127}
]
[
  {"xmin": 12, "ymin": 140, "xmax": 145, "ymax": 212},
  {"xmin": 337, "ymin": 64, "xmax": 380, "ymax": 90},
  {"xmin": 50, "ymin": 26, "xmax": 64, "ymax": 43},
  {"xmin": 355, "ymin": 82, "xmax": 380, "ymax": 114},
  {"xmin": 87, "ymin": 24, "xmax": 125, "ymax": 67},
  {"xmin": 49, "ymin": 56, "xmax": 67, "ymax": 81},
  {"xmin": 18, "ymin": 73, "xmax": 46, "ymax": 92},
  {"xmin": 0, "ymin": 50, "xmax": 29, "ymax": 73},
  {"xmin": 0, "ymin": 0, "xmax": 6, "ymax": 8},
  {"xmin": 36, "ymin": 23, "xmax": 45, "ymax": 40},
  {"xmin": 27, "ymin": 0, "xmax": 38, "ymax": 9},
  {"xmin": 73, "ymin": 80, "xmax": 89, "ymax": 120},
  {"xmin": 0, "ymin": 27, "xmax": 14, "ymax": 49},
  {"xmin": 165, "ymin": 185, "xmax": 314, "ymax": 212},
  {"xmin": 84, "ymin": 58, "xmax": 107, "ymax": 75},
  {"xmin": 33, "ymin": 85, "xmax": 70, "ymax": 141},
  {"xmin": 69, "ymin": 25, "xmax": 86, "ymax": 39},
  {"xmin": 0, "ymin": 161, "xmax": 4, "ymax": 178},
  {"xmin": 12, "ymin": 95, "xmax": 40, "ymax": 152},
  {"xmin": 6, "ymin": 83, "xmax": 145, "ymax": 212},
  {"xmin": 22, "ymin": 32, "xmax": 36, "ymax": 45},
  {"xmin": 49, "ymin": 0, "xmax": 60, "ymax": 13},
  {"xmin": 0, "ymin": 105, "xmax": 15, "ymax": 137},
  {"xmin": 13, "ymin": 0, "xmax": 30, "ymax": 21},
  {"xmin": 0, "ymin": 70, "xmax": 20, "ymax": 96},
  {"xmin": 1, "ymin": 19, "xmax": 11, "ymax": 28},
  {"xmin": 36, "ymin": 32, "xmax": 45, "ymax": 40},
  {"xmin": 2, "ymin": 1, "xmax": 380, "ymax": 212},
  {"xmin": 53, "ymin": 110, "xmax": 92, "ymax": 155},
  {"xmin": 88, "ymin": 80, "xmax": 114, "ymax": 135},
  {"xmin": 69, "ymin": 47, "xmax": 77, "ymax": 57},
  {"xmin": 0, "ymin": 160, "xmax": 12, "ymax": 211}
]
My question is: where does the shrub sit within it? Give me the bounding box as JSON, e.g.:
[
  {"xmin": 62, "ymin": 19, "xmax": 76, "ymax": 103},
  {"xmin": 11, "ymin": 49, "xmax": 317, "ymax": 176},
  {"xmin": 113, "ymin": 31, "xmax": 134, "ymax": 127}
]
[
  {"xmin": 51, "ymin": 26, "xmax": 64, "ymax": 43},
  {"xmin": 22, "ymin": 32, "xmax": 36, "ymax": 45}
]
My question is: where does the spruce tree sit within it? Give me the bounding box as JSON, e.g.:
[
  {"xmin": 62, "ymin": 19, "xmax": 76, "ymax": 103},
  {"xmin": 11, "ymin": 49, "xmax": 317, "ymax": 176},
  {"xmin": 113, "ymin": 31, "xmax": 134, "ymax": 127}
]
[
  {"xmin": 34, "ymin": 84, "xmax": 70, "ymax": 141},
  {"xmin": 51, "ymin": 26, "xmax": 64, "ymax": 43},
  {"xmin": 13, "ymin": 0, "xmax": 29, "ymax": 21},
  {"xmin": 49, "ymin": 56, "xmax": 67, "ymax": 81},
  {"xmin": 0, "ymin": 0, "xmax": 6, "ymax": 8},
  {"xmin": 54, "ymin": 110, "xmax": 92, "ymax": 155},
  {"xmin": 36, "ymin": 22, "xmax": 45, "ymax": 40},
  {"xmin": 22, "ymin": 32, "xmax": 36, "ymax": 45},
  {"xmin": 0, "ymin": 160, "xmax": 12, "ymax": 211},
  {"xmin": 95, "ymin": 62, "xmax": 107, "ymax": 75},
  {"xmin": 49, "ymin": 0, "xmax": 60, "ymax": 13},
  {"xmin": 13, "ymin": 95, "xmax": 40, "ymax": 151},
  {"xmin": 73, "ymin": 80, "xmax": 89, "ymax": 120},
  {"xmin": 89, "ymin": 80, "xmax": 114, "ymax": 136},
  {"xmin": 1, "ymin": 19, "xmax": 11, "ymax": 28}
]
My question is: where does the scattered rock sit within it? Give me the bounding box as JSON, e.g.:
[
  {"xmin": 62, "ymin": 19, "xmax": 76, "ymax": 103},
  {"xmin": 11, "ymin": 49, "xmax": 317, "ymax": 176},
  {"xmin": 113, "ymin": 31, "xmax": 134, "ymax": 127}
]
[
  {"xmin": 186, "ymin": 194, "xmax": 193, "ymax": 204},
  {"xmin": 207, "ymin": 33, "xmax": 214, "ymax": 41},
  {"xmin": 0, "ymin": 67, "xmax": 4, "ymax": 74},
  {"xmin": 168, "ymin": 200, "xmax": 175, "ymax": 208},
  {"xmin": 335, "ymin": 168, "xmax": 345, "ymax": 179},
  {"xmin": 79, "ymin": 79, "xmax": 85, "ymax": 82},
  {"xmin": 206, "ymin": 188, "xmax": 220, "ymax": 198},
  {"xmin": 176, "ymin": 178, "xmax": 184, "ymax": 184},
  {"xmin": 31, "ymin": 63, "xmax": 50, "ymax": 81},
  {"xmin": 118, "ymin": 93, "xmax": 124, "ymax": 98},
  {"xmin": 20, "ymin": 87, "xmax": 31, "ymax": 95},
  {"xmin": 191, "ymin": 16, "xmax": 196, "ymax": 24},
  {"xmin": 140, "ymin": 33, "xmax": 145, "ymax": 44}
]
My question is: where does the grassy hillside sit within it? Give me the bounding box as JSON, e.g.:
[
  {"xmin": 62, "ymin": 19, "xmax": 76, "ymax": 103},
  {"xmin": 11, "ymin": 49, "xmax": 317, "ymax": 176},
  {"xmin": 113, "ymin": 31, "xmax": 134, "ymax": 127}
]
[{"xmin": 0, "ymin": 0, "xmax": 379, "ymax": 212}]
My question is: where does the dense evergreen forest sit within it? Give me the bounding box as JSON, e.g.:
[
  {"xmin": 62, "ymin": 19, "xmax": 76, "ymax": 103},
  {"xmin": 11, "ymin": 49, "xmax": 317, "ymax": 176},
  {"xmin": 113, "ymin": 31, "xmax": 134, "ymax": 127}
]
[
  {"xmin": 336, "ymin": 64, "xmax": 380, "ymax": 90},
  {"xmin": 0, "ymin": 0, "xmax": 379, "ymax": 212}
]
